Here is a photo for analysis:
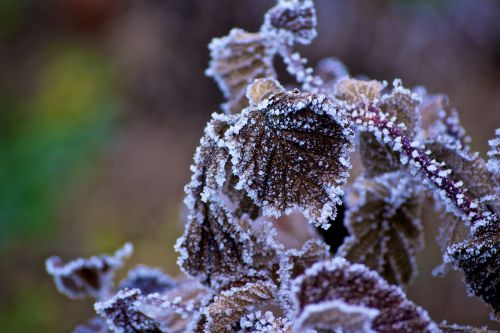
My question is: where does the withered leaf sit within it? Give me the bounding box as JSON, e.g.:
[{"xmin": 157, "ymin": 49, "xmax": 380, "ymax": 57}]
[
  {"xmin": 281, "ymin": 239, "xmax": 330, "ymax": 280},
  {"xmin": 206, "ymin": 28, "xmax": 277, "ymax": 115},
  {"xmin": 262, "ymin": 0, "xmax": 317, "ymax": 45},
  {"xmin": 200, "ymin": 278, "xmax": 277, "ymax": 333},
  {"xmin": 426, "ymin": 139, "xmax": 499, "ymax": 217},
  {"xmin": 433, "ymin": 212, "xmax": 469, "ymax": 277},
  {"xmin": 487, "ymin": 129, "xmax": 500, "ymax": 177},
  {"xmin": 337, "ymin": 173, "xmax": 424, "ymax": 286},
  {"xmin": 358, "ymin": 131, "xmax": 402, "ymax": 177},
  {"xmin": 377, "ymin": 80, "xmax": 420, "ymax": 138},
  {"xmin": 335, "ymin": 78, "xmax": 384, "ymax": 105},
  {"xmin": 94, "ymin": 289, "xmax": 163, "ymax": 333},
  {"xmin": 175, "ymin": 200, "xmax": 254, "ymax": 286},
  {"xmin": 446, "ymin": 229, "xmax": 500, "ymax": 321},
  {"xmin": 291, "ymin": 258, "xmax": 439, "ymax": 333},
  {"xmin": 225, "ymin": 89, "xmax": 354, "ymax": 229},
  {"xmin": 293, "ymin": 299, "xmax": 379, "ymax": 333},
  {"xmin": 119, "ymin": 265, "xmax": 176, "ymax": 295},
  {"xmin": 46, "ymin": 243, "xmax": 133, "ymax": 300}
]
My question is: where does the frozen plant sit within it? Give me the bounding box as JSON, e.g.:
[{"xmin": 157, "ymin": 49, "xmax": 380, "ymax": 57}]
[{"xmin": 47, "ymin": 0, "xmax": 499, "ymax": 332}]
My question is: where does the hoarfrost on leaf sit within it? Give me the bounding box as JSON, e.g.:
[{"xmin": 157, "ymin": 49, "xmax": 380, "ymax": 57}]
[
  {"xmin": 94, "ymin": 289, "xmax": 162, "ymax": 333},
  {"xmin": 206, "ymin": 28, "xmax": 277, "ymax": 115},
  {"xmin": 337, "ymin": 173, "xmax": 424, "ymax": 285},
  {"xmin": 225, "ymin": 88, "xmax": 354, "ymax": 229},
  {"xmin": 46, "ymin": 243, "xmax": 133, "ymax": 300},
  {"xmin": 261, "ymin": 0, "xmax": 317, "ymax": 46},
  {"xmin": 119, "ymin": 265, "xmax": 176, "ymax": 295},
  {"xmin": 291, "ymin": 258, "xmax": 439, "ymax": 333}
]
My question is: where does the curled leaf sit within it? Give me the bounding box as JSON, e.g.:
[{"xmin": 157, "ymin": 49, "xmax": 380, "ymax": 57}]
[
  {"xmin": 262, "ymin": 0, "xmax": 317, "ymax": 45},
  {"xmin": 225, "ymin": 89, "xmax": 354, "ymax": 229},
  {"xmin": 119, "ymin": 265, "xmax": 176, "ymax": 295},
  {"xmin": 95, "ymin": 289, "xmax": 163, "ymax": 333},
  {"xmin": 338, "ymin": 173, "xmax": 424, "ymax": 285},
  {"xmin": 293, "ymin": 299, "xmax": 379, "ymax": 333},
  {"xmin": 175, "ymin": 200, "xmax": 253, "ymax": 286},
  {"xmin": 206, "ymin": 29, "xmax": 277, "ymax": 114},
  {"xmin": 291, "ymin": 258, "xmax": 439, "ymax": 333},
  {"xmin": 446, "ymin": 230, "xmax": 500, "ymax": 321},
  {"xmin": 487, "ymin": 128, "xmax": 500, "ymax": 178},
  {"xmin": 200, "ymin": 278, "xmax": 277, "ymax": 332},
  {"xmin": 46, "ymin": 243, "xmax": 133, "ymax": 300}
]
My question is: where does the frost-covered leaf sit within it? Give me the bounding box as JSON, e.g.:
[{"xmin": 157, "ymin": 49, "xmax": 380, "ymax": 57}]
[
  {"xmin": 446, "ymin": 229, "xmax": 500, "ymax": 321},
  {"xmin": 261, "ymin": 0, "xmax": 317, "ymax": 45},
  {"xmin": 206, "ymin": 29, "xmax": 277, "ymax": 114},
  {"xmin": 198, "ymin": 278, "xmax": 277, "ymax": 333},
  {"xmin": 377, "ymin": 80, "xmax": 420, "ymax": 138},
  {"xmin": 315, "ymin": 57, "xmax": 349, "ymax": 95},
  {"xmin": 225, "ymin": 89, "xmax": 354, "ymax": 229},
  {"xmin": 338, "ymin": 173, "xmax": 424, "ymax": 285},
  {"xmin": 426, "ymin": 139, "xmax": 499, "ymax": 217},
  {"xmin": 95, "ymin": 289, "xmax": 163, "ymax": 333},
  {"xmin": 239, "ymin": 311, "xmax": 290, "ymax": 333},
  {"xmin": 175, "ymin": 200, "xmax": 253, "ymax": 286},
  {"xmin": 291, "ymin": 258, "xmax": 439, "ymax": 333},
  {"xmin": 487, "ymin": 128, "xmax": 500, "ymax": 178},
  {"xmin": 293, "ymin": 299, "xmax": 379, "ymax": 333},
  {"xmin": 278, "ymin": 239, "xmax": 330, "ymax": 316},
  {"xmin": 439, "ymin": 322, "xmax": 499, "ymax": 333},
  {"xmin": 246, "ymin": 78, "xmax": 284, "ymax": 107},
  {"xmin": 433, "ymin": 213, "xmax": 469, "ymax": 277},
  {"xmin": 335, "ymin": 78, "xmax": 384, "ymax": 105},
  {"xmin": 74, "ymin": 317, "xmax": 110, "ymax": 333},
  {"xmin": 188, "ymin": 113, "xmax": 233, "ymax": 204},
  {"xmin": 336, "ymin": 79, "xmax": 419, "ymax": 177},
  {"xmin": 281, "ymin": 239, "xmax": 330, "ymax": 280},
  {"xmin": 119, "ymin": 265, "xmax": 176, "ymax": 295},
  {"xmin": 138, "ymin": 281, "xmax": 207, "ymax": 333},
  {"xmin": 46, "ymin": 243, "xmax": 133, "ymax": 300},
  {"xmin": 417, "ymin": 92, "xmax": 448, "ymax": 140},
  {"xmin": 358, "ymin": 132, "xmax": 402, "ymax": 177}
]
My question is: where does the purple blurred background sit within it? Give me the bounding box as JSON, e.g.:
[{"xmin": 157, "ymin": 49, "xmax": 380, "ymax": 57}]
[{"xmin": 0, "ymin": 0, "xmax": 499, "ymax": 331}]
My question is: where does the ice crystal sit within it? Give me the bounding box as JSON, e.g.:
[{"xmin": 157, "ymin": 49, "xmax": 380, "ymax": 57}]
[
  {"xmin": 46, "ymin": 243, "xmax": 132, "ymax": 300},
  {"xmin": 225, "ymin": 89, "xmax": 354, "ymax": 229},
  {"xmin": 487, "ymin": 129, "xmax": 500, "ymax": 177},
  {"xmin": 338, "ymin": 173, "xmax": 424, "ymax": 285},
  {"xmin": 439, "ymin": 322, "xmax": 499, "ymax": 333},
  {"xmin": 291, "ymin": 258, "xmax": 439, "ymax": 333},
  {"xmin": 239, "ymin": 311, "xmax": 290, "ymax": 333}
]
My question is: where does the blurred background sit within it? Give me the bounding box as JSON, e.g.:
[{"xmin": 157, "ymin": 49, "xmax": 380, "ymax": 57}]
[{"xmin": 0, "ymin": 0, "xmax": 499, "ymax": 331}]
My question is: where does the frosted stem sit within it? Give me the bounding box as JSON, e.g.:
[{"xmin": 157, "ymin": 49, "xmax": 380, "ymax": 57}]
[{"xmin": 350, "ymin": 103, "xmax": 497, "ymax": 234}]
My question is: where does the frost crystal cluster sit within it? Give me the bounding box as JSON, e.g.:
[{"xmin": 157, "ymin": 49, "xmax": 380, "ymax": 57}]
[{"xmin": 47, "ymin": 0, "xmax": 499, "ymax": 332}]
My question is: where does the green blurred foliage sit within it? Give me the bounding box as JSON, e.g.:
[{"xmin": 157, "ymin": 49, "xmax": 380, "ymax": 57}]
[{"xmin": 0, "ymin": 45, "xmax": 119, "ymax": 248}]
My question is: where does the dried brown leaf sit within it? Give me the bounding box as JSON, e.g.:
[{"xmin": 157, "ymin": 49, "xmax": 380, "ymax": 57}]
[
  {"xmin": 46, "ymin": 243, "xmax": 133, "ymax": 300},
  {"xmin": 225, "ymin": 89, "xmax": 354, "ymax": 229},
  {"xmin": 338, "ymin": 173, "xmax": 424, "ymax": 285},
  {"xmin": 206, "ymin": 29, "xmax": 277, "ymax": 115},
  {"xmin": 291, "ymin": 258, "xmax": 439, "ymax": 333}
]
